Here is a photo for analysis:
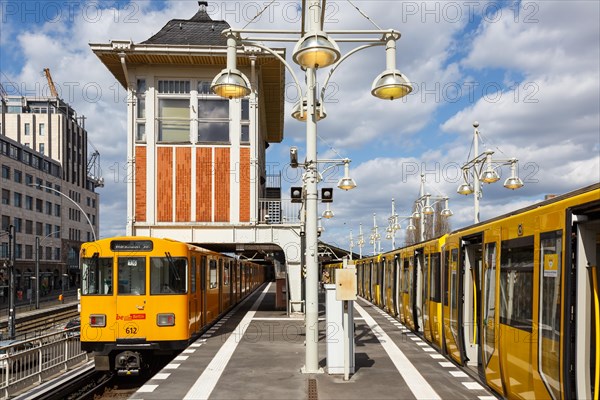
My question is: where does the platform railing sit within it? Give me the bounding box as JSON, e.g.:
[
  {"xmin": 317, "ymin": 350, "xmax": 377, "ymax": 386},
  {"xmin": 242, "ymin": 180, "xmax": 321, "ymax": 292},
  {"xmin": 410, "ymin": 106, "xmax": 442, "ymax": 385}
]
[{"xmin": 0, "ymin": 327, "xmax": 88, "ymax": 398}]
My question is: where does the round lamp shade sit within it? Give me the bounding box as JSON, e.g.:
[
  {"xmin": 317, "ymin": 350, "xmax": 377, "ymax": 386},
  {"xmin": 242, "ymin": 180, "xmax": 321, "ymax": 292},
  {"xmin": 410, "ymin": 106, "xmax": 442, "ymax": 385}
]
[
  {"xmin": 293, "ymin": 33, "xmax": 340, "ymax": 69},
  {"xmin": 371, "ymin": 69, "xmax": 412, "ymax": 100},
  {"xmin": 211, "ymin": 69, "xmax": 251, "ymax": 99}
]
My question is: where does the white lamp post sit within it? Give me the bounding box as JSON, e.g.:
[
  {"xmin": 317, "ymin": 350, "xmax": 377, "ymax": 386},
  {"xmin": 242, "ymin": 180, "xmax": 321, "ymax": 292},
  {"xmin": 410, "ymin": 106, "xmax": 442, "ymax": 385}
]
[
  {"xmin": 411, "ymin": 174, "xmax": 452, "ymax": 242},
  {"xmin": 369, "ymin": 213, "xmax": 381, "ymax": 255},
  {"xmin": 357, "ymin": 223, "xmax": 365, "ymax": 259},
  {"xmin": 457, "ymin": 122, "xmax": 523, "ymax": 223},
  {"xmin": 386, "ymin": 198, "xmax": 416, "ymax": 249},
  {"xmin": 210, "ymin": 0, "xmax": 411, "ymax": 373}
]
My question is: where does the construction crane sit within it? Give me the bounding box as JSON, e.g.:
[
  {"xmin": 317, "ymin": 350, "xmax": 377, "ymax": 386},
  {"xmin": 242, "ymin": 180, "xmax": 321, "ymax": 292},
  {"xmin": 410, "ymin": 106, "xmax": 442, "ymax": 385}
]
[
  {"xmin": 43, "ymin": 68, "xmax": 59, "ymax": 97},
  {"xmin": 87, "ymin": 139, "xmax": 104, "ymax": 188},
  {"xmin": 43, "ymin": 67, "xmax": 104, "ymax": 188}
]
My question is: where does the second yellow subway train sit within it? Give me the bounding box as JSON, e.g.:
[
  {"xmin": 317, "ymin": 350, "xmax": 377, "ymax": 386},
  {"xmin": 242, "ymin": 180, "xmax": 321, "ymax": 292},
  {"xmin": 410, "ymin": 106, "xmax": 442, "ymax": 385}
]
[{"xmin": 349, "ymin": 183, "xmax": 600, "ymax": 399}]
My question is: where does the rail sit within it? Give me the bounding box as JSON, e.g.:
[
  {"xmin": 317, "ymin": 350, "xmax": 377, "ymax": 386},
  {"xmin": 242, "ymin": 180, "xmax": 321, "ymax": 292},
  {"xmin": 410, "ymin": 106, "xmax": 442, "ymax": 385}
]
[{"xmin": 0, "ymin": 327, "xmax": 88, "ymax": 398}]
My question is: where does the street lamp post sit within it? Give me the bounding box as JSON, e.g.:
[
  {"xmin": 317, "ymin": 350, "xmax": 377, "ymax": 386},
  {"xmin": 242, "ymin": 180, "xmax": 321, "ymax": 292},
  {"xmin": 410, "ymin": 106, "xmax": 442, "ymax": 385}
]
[
  {"xmin": 357, "ymin": 224, "xmax": 365, "ymax": 259},
  {"xmin": 385, "ymin": 198, "xmax": 416, "ymax": 250},
  {"xmin": 386, "ymin": 198, "xmax": 400, "ymax": 249},
  {"xmin": 369, "ymin": 213, "xmax": 381, "ymax": 255},
  {"xmin": 412, "ymin": 174, "xmax": 452, "ymax": 242},
  {"xmin": 29, "ymin": 183, "xmax": 97, "ymax": 241},
  {"xmin": 457, "ymin": 122, "xmax": 523, "ymax": 223},
  {"xmin": 210, "ymin": 0, "xmax": 412, "ymax": 373}
]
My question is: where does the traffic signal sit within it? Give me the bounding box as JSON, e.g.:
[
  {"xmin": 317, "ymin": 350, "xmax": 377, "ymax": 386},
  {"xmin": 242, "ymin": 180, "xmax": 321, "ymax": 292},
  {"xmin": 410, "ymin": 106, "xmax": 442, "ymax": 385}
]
[
  {"xmin": 321, "ymin": 188, "xmax": 333, "ymax": 203},
  {"xmin": 291, "ymin": 187, "xmax": 303, "ymax": 203}
]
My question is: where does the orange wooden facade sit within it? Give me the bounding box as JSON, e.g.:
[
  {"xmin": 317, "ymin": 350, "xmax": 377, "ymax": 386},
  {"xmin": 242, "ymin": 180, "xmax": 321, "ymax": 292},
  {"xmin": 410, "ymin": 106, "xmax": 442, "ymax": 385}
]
[
  {"xmin": 135, "ymin": 146, "xmax": 146, "ymax": 222},
  {"xmin": 240, "ymin": 148, "xmax": 251, "ymax": 222},
  {"xmin": 157, "ymin": 147, "xmax": 173, "ymax": 222},
  {"xmin": 135, "ymin": 146, "xmax": 251, "ymax": 223}
]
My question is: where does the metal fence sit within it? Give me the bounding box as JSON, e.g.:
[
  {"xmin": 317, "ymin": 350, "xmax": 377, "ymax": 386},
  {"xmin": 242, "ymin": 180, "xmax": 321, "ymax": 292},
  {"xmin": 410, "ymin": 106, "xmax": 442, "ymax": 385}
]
[
  {"xmin": 258, "ymin": 198, "xmax": 302, "ymax": 224},
  {"xmin": 0, "ymin": 326, "xmax": 88, "ymax": 398}
]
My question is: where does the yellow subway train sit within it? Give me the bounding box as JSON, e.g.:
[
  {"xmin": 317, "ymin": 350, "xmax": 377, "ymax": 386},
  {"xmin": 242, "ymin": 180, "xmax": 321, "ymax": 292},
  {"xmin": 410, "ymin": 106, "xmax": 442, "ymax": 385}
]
[
  {"xmin": 357, "ymin": 183, "xmax": 599, "ymax": 399},
  {"xmin": 79, "ymin": 236, "xmax": 265, "ymax": 375}
]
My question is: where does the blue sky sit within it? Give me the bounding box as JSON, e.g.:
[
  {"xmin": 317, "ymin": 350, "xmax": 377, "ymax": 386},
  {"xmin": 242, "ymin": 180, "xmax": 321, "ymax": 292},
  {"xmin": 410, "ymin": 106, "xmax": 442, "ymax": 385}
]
[{"xmin": 1, "ymin": 1, "xmax": 599, "ymax": 252}]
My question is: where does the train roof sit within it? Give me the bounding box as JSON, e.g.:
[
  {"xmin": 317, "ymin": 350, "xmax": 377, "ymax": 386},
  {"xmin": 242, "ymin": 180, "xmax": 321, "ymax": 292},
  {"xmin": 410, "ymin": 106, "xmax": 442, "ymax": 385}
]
[{"xmin": 449, "ymin": 182, "xmax": 600, "ymax": 236}]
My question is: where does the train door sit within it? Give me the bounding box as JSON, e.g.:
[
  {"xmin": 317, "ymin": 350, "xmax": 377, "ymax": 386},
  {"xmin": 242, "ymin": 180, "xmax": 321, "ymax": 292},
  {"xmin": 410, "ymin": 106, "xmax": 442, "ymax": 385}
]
[
  {"xmin": 365, "ymin": 261, "xmax": 371, "ymax": 300},
  {"xmin": 382, "ymin": 259, "xmax": 388, "ymax": 310},
  {"xmin": 393, "ymin": 255, "xmax": 400, "ymax": 317},
  {"xmin": 460, "ymin": 234, "xmax": 483, "ymax": 370},
  {"xmin": 416, "ymin": 249, "xmax": 425, "ymax": 333},
  {"xmin": 402, "ymin": 256, "xmax": 410, "ymax": 325},
  {"xmin": 569, "ymin": 209, "xmax": 600, "ymax": 399},
  {"xmin": 373, "ymin": 260, "xmax": 379, "ymax": 305},
  {"xmin": 429, "ymin": 252, "xmax": 442, "ymax": 348},
  {"xmin": 218, "ymin": 259, "xmax": 223, "ymax": 314},
  {"xmin": 115, "ymin": 254, "xmax": 149, "ymax": 338},
  {"xmin": 481, "ymin": 237, "xmax": 503, "ymax": 396},
  {"xmin": 378, "ymin": 258, "xmax": 385, "ymax": 307},
  {"xmin": 190, "ymin": 256, "xmax": 198, "ymax": 334},
  {"xmin": 404, "ymin": 255, "xmax": 416, "ymax": 329},
  {"xmin": 239, "ymin": 262, "xmax": 244, "ymax": 298},
  {"xmin": 200, "ymin": 256, "xmax": 207, "ymax": 327},
  {"xmin": 423, "ymin": 252, "xmax": 431, "ymax": 342},
  {"xmin": 357, "ymin": 262, "xmax": 364, "ymax": 297},
  {"xmin": 444, "ymin": 245, "xmax": 463, "ymax": 364}
]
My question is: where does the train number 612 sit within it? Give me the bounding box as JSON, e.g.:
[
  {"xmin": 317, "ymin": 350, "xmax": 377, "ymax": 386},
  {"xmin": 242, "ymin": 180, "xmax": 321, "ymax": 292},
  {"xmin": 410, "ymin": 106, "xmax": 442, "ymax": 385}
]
[{"xmin": 125, "ymin": 326, "xmax": 138, "ymax": 335}]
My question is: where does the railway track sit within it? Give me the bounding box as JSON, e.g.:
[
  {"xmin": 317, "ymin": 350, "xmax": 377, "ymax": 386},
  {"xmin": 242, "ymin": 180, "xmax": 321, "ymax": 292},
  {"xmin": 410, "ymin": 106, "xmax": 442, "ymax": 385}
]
[{"xmin": 0, "ymin": 304, "xmax": 78, "ymax": 338}]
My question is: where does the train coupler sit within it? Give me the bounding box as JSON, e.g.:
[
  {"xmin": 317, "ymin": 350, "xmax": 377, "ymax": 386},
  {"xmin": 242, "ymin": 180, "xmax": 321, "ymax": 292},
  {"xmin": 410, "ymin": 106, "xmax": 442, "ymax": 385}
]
[{"xmin": 115, "ymin": 351, "xmax": 142, "ymax": 376}]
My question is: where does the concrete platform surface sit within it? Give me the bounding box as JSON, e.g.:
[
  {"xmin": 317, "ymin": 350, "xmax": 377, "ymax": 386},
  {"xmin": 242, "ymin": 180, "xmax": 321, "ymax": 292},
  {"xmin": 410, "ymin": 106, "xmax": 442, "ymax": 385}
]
[{"xmin": 130, "ymin": 282, "xmax": 497, "ymax": 400}]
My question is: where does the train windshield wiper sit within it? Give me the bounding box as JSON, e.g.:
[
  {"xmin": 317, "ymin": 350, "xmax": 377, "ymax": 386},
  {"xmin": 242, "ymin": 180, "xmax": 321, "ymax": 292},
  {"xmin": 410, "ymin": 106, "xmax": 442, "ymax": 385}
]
[{"xmin": 165, "ymin": 252, "xmax": 181, "ymax": 281}]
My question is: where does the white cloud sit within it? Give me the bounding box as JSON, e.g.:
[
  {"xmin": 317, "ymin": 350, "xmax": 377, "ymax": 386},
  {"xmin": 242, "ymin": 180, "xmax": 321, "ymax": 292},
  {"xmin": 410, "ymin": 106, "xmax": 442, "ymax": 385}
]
[{"xmin": 3, "ymin": 0, "xmax": 598, "ymax": 246}]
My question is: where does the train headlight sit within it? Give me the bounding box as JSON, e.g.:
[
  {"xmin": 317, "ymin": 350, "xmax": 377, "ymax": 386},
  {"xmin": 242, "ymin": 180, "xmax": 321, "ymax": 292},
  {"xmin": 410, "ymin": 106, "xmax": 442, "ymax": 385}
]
[
  {"xmin": 89, "ymin": 314, "xmax": 106, "ymax": 327},
  {"xmin": 157, "ymin": 313, "xmax": 175, "ymax": 327}
]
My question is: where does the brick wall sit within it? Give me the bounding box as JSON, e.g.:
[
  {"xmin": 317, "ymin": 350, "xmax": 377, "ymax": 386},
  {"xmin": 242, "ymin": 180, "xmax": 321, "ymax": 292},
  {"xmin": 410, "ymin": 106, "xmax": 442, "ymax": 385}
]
[
  {"xmin": 135, "ymin": 146, "xmax": 146, "ymax": 222},
  {"xmin": 157, "ymin": 147, "xmax": 173, "ymax": 222},
  {"xmin": 196, "ymin": 147, "xmax": 212, "ymax": 222},
  {"xmin": 214, "ymin": 148, "xmax": 230, "ymax": 222},
  {"xmin": 240, "ymin": 148, "xmax": 250, "ymax": 222},
  {"xmin": 175, "ymin": 147, "xmax": 191, "ymax": 222}
]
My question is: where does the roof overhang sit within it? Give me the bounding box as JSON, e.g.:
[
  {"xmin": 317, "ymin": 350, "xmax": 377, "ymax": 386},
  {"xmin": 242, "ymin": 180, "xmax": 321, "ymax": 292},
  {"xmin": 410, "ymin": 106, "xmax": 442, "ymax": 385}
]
[{"xmin": 90, "ymin": 40, "xmax": 285, "ymax": 143}]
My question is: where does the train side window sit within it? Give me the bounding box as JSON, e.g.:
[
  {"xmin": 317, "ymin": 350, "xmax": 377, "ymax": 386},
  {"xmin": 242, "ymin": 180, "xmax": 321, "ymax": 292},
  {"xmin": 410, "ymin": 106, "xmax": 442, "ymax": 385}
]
[
  {"xmin": 81, "ymin": 256, "xmax": 113, "ymax": 295},
  {"xmin": 429, "ymin": 253, "xmax": 441, "ymax": 302},
  {"xmin": 150, "ymin": 256, "xmax": 187, "ymax": 294},
  {"xmin": 539, "ymin": 230, "xmax": 562, "ymax": 400},
  {"xmin": 499, "ymin": 236, "xmax": 534, "ymax": 331},
  {"xmin": 117, "ymin": 257, "xmax": 146, "ymax": 295},
  {"xmin": 209, "ymin": 259, "xmax": 218, "ymax": 289},
  {"xmin": 482, "ymin": 242, "xmax": 497, "ymax": 366}
]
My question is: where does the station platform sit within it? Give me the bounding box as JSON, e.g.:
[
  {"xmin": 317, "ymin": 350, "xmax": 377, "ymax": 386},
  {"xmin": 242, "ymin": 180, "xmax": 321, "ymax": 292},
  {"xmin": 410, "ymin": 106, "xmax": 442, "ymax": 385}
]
[{"xmin": 130, "ymin": 282, "xmax": 498, "ymax": 400}]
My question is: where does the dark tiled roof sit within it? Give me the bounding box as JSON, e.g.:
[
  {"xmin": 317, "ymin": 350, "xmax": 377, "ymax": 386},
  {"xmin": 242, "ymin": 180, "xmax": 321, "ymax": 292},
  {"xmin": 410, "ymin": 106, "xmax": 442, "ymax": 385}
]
[{"xmin": 141, "ymin": 6, "xmax": 230, "ymax": 46}]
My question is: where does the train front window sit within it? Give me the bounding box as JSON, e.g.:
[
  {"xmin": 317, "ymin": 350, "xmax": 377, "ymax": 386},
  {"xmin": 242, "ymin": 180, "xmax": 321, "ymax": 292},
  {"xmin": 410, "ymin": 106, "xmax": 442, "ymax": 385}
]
[
  {"xmin": 118, "ymin": 257, "xmax": 146, "ymax": 295},
  {"xmin": 150, "ymin": 255, "xmax": 187, "ymax": 294},
  {"xmin": 81, "ymin": 255, "xmax": 113, "ymax": 295}
]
